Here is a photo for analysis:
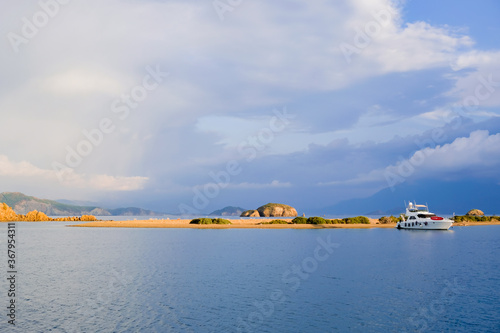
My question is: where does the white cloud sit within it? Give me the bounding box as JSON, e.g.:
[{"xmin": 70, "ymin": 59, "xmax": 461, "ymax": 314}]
[
  {"xmin": 408, "ymin": 130, "xmax": 500, "ymax": 172},
  {"xmin": 194, "ymin": 180, "xmax": 292, "ymax": 191},
  {"xmin": 336, "ymin": 130, "xmax": 500, "ymax": 186},
  {"xmin": 43, "ymin": 68, "xmax": 125, "ymax": 95},
  {"xmin": 451, "ymin": 50, "xmax": 500, "ymax": 71},
  {"xmin": 0, "ymin": 155, "xmax": 51, "ymax": 178},
  {"xmin": 0, "ymin": 155, "xmax": 148, "ymax": 192},
  {"xmin": 227, "ymin": 180, "xmax": 292, "ymax": 190},
  {"xmin": 448, "ymin": 51, "xmax": 500, "ymax": 109},
  {"xmin": 371, "ymin": 22, "xmax": 473, "ymax": 72},
  {"xmin": 87, "ymin": 174, "xmax": 149, "ymax": 191}
]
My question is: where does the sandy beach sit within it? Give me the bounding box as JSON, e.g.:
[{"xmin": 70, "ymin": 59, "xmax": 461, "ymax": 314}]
[{"xmin": 68, "ymin": 218, "xmax": 500, "ymax": 229}]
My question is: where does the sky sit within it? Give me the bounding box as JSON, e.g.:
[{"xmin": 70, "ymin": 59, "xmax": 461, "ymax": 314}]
[{"xmin": 0, "ymin": 0, "xmax": 499, "ymax": 214}]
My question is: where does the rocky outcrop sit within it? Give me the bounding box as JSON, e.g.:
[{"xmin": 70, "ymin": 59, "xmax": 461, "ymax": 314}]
[
  {"xmin": 240, "ymin": 210, "xmax": 260, "ymax": 217},
  {"xmin": 0, "ymin": 203, "xmax": 18, "ymax": 221},
  {"xmin": 240, "ymin": 203, "xmax": 298, "ymax": 217},
  {"xmin": 257, "ymin": 203, "xmax": 298, "ymax": 217},
  {"xmin": 466, "ymin": 209, "xmax": 485, "ymax": 216},
  {"xmin": 0, "ymin": 203, "xmax": 98, "ymax": 222}
]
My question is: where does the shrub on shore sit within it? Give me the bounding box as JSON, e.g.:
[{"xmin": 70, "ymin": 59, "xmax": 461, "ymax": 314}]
[
  {"xmin": 189, "ymin": 218, "xmax": 213, "ymax": 224},
  {"xmin": 213, "ymin": 218, "xmax": 232, "ymax": 224},
  {"xmin": 326, "ymin": 216, "xmax": 370, "ymax": 224},
  {"xmin": 189, "ymin": 218, "xmax": 232, "ymax": 224},
  {"xmin": 307, "ymin": 216, "xmax": 328, "ymax": 224},
  {"xmin": 379, "ymin": 216, "xmax": 400, "ymax": 224},
  {"xmin": 261, "ymin": 219, "xmax": 290, "ymax": 224},
  {"xmin": 453, "ymin": 215, "xmax": 499, "ymax": 223},
  {"xmin": 344, "ymin": 216, "xmax": 370, "ymax": 224},
  {"xmin": 291, "ymin": 216, "xmax": 370, "ymax": 224},
  {"xmin": 292, "ymin": 217, "xmax": 307, "ymax": 224}
]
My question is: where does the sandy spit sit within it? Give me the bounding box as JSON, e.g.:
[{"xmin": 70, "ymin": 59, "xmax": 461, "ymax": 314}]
[
  {"xmin": 68, "ymin": 218, "xmax": 395, "ymax": 229},
  {"xmin": 67, "ymin": 218, "xmax": 500, "ymax": 229}
]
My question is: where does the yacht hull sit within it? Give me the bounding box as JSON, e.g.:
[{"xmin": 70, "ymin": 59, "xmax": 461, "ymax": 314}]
[{"xmin": 396, "ymin": 220, "xmax": 453, "ymax": 230}]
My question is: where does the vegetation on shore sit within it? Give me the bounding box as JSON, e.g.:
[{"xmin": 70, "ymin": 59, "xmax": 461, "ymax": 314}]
[
  {"xmin": 287, "ymin": 216, "xmax": 370, "ymax": 225},
  {"xmin": 452, "ymin": 215, "xmax": 499, "ymax": 223},
  {"xmin": 189, "ymin": 218, "xmax": 232, "ymax": 225},
  {"xmin": 378, "ymin": 216, "xmax": 403, "ymax": 224},
  {"xmin": 260, "ymin": 219, "xmax": 291, "ymax": 224}
]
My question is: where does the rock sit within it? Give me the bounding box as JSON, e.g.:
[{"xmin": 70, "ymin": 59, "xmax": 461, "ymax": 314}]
[
  {"xmin": 240, "ymin": 210, "xmax": 260, "ymax": 217},
  {"xmin": 256, "ymin": 203, "xmax": 298, "ymax": 217},
  {"xmin": 20, "ymin": 210, "xmax": 50, "ymax": 221},
  {"xmin": 0, "ymin": 203, "xmax": 20, "ymax": 221},
  {"xmin": 241, "ymin": 204, "xmax": 298, "ymax": 217},
  {"xmin": 466, "ymin": 209, "xmax": 484, "ymax": 216}
]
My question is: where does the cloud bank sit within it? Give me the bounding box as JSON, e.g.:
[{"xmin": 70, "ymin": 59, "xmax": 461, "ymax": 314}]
[{"xmin": 0, "ymin": 0, "xmax": 498, "ymax": 211}]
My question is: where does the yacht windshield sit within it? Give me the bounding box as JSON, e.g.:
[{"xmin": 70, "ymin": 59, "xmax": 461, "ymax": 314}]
[{"xmin": 417, "ymin": 213, "xmax": 435, "ymax": 218}]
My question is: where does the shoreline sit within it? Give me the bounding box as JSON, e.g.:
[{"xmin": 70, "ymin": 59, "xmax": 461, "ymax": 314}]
[{"xmin": 67, "ymin": 218, "xmax": 500, "ymax": 229}]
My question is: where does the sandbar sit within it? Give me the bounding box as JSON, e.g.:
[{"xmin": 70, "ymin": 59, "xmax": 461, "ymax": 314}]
[{"xmin": 67, "ymin": 218, "xmax": 500, "ymax": 229}]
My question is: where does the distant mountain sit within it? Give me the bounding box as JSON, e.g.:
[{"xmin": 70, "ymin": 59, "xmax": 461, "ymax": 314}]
[
  {"xmin": 209, "ymin": 206, "xmax": 247, "ymax": 216},
  {"xmin": 0, "ymin": 192, "xmax": 164, "ymax": 216},
  {"xmin": 107, "ymin": 207, "xmax": 162, "ymax": 216},
  {"xmin": 56, "ymin": 199, "xmax": 101, "ymax": 207},
  {"xmin": 321, "ymin": 179, "xmax": 500, "ymax": 216}
]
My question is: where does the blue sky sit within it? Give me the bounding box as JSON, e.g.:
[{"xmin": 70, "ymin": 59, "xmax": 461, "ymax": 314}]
[{"xmin": 0, "ymin": 0, "xmax": 499, "ymax": 214}]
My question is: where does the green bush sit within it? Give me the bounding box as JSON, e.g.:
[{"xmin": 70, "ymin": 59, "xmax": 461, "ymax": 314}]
[
  {"xmin": 189, "ymin": 218, "xmax": 232, "ymax": 225},
  {"xmin": 261, "ymin": 219, "xmax": 290, "ymax": 224},
  {"xmin": 189, "ymin": 218, "xmax": 213, "ymax": 224},
  {"xmin": 453, "ymin": 215, "xmax": 498, "ymax": 222},
  {"xmin": 343, "ymin": 216, "xmax": 370, "ymax": 224},
  {"xmin": 212, "ymin": 218, "xmax": 232, "ymax": 224},
  {"xmin": 379, "ymin": 216, "xmax": 399, "ymax": 224},
  {"xmin": 292, "ymin": 217, "xmax": 308, "ymax": 224},
  {"xmin": 307, "ymin": 216, "xmax": 328, "ymax": 224}
]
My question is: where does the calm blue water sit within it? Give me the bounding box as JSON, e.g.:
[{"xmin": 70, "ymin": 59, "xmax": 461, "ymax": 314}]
[{"xmin": 1, "ymin": 223, "xmax": 499, "ymax": 332}]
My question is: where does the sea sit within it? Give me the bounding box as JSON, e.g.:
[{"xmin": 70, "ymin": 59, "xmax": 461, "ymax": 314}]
[{"xmin": 1, "ymin": 222, "xmax": 499, "ymax": 332}]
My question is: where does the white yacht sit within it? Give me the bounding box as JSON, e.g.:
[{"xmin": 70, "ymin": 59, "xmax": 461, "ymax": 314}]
[{"xmin": 396, "ymin": 202, "xmax": 453, "ymax": 230}]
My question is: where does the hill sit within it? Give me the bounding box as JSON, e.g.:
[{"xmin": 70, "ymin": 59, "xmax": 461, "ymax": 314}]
[
  {"xmin": 209, "ymin": 206, "xmax": 247, "ymax": 216},
  {"xmin": 0, "ymin": 192, "xmax": 164, "ymax": 216},
  {"xmin": 108, "ymin": 207, "xmax": 161, "ymax": 216}
]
